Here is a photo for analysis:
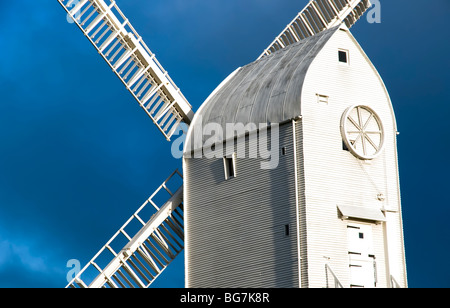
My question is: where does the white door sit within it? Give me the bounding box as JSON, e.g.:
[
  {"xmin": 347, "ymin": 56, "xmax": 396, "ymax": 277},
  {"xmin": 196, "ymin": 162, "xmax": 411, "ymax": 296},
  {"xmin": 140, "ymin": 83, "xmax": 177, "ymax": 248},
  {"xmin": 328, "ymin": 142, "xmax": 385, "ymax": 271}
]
[{"xmin": 347, "ymin": 224, "xmax": 377, "ymax": 288}]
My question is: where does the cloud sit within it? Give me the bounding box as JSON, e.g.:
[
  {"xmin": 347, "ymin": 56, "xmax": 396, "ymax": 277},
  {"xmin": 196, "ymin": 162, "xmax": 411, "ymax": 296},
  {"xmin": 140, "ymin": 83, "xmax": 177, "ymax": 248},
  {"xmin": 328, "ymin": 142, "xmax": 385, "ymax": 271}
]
[
  {"xmin": 0, "ymin": 239, "xmax": 47, "ymax": 273},
  {"xmin": 0, "ymin": 240, "xmax": 11, "ymax": 266},
  {"xmin": 0, "ymin": 231, "xmax": 67, "ymax": 287}
]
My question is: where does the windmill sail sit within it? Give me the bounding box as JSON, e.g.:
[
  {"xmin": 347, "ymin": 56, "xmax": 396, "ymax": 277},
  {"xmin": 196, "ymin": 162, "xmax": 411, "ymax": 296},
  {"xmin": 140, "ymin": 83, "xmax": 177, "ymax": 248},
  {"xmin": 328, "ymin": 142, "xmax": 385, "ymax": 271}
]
[
  {"xmin": 258, "ymin": 0, "xmax": 372, "ymax": 59},
  {"xmin": 58, "ymin": 0, "xmax": 194, "ymax": 141},
  {"xmin": 67, "ymin": 170, "xmax": 184, "ymax": 288}
]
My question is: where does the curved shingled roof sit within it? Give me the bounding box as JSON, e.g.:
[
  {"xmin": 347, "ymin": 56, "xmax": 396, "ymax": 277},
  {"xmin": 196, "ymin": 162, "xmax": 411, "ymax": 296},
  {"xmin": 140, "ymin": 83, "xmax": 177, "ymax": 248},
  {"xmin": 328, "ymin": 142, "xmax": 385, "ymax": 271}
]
[{"xmin": 187, "ymin": 26, "xmax": 339, "ymax": 149}]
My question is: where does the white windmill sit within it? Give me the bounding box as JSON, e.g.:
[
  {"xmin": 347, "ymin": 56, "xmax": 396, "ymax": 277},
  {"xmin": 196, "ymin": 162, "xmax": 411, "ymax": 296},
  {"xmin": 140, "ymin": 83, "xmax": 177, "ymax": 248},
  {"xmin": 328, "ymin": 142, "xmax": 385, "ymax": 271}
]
[{"xmin": 60, "ymin": 0, "xmax": 407, "ymax": 288}]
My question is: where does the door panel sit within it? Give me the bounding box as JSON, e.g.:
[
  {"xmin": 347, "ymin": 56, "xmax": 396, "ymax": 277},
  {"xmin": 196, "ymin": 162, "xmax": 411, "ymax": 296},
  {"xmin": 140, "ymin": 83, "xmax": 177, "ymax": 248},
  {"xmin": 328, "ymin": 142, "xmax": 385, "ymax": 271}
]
[
  {"xmin": 347, "ymin": 224, "xmax": 376, "ymax": 288},
  {"xmin": 349, "ymin": 255, "xmax": 376, "ymax": 288}
]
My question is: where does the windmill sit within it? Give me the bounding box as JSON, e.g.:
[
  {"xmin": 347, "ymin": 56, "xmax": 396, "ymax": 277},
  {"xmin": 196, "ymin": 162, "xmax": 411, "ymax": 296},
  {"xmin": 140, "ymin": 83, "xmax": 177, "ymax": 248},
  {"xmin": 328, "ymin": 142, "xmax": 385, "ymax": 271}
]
[{"xmin": 60, "ymin": 0, "xmax": 407, "ymax": 288}]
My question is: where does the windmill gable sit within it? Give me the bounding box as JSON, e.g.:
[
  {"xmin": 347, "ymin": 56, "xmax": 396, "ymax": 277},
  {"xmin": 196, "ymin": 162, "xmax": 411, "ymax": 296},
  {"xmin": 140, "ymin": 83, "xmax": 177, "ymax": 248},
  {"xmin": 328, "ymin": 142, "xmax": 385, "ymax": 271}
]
[{"xmin": 296, "ymin": 26, "xmax": 406, "ymax": 288}]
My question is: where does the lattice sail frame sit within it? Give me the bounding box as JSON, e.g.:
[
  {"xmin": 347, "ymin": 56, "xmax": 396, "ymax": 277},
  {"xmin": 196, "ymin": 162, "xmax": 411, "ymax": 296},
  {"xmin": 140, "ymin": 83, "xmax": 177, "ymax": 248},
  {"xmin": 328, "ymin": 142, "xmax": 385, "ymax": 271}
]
[
  {"xmin": 258, "ymin": 0, "xmax": 372, "ymax": 59},
  {"xmin": 58, "ymin": 0, "xmax": 194, "ymax": 141},
  {"xmin": 66, "ymin": 170, "xmax": 184, "ymax": 288}
]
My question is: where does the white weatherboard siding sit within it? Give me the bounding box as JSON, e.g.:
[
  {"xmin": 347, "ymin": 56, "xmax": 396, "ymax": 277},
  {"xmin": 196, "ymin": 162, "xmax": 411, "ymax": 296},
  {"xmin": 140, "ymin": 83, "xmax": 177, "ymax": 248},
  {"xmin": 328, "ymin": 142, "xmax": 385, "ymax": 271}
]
[
  {"xmin": 185, "ymin": 125, "xmax": 300, "ymax": 288},
  {"xmin": 300, "ymin": 27, "xmax": 406, "ymax": 287},
  {"xmin": 294, "ymin": 120, "xmax": 309, "ymax": 287}
]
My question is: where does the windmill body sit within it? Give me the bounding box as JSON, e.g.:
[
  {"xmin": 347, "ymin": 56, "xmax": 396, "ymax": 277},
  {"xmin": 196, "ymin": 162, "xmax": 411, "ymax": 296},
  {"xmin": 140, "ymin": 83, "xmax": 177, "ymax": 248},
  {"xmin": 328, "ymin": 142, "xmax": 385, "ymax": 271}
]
[
  {"xmin": 59, "ymin": 0, "xmax": 407, "ymax": 288},
  {"xmin": 184, "ymin": 26, "xmax": 406, "ymax": 288}
]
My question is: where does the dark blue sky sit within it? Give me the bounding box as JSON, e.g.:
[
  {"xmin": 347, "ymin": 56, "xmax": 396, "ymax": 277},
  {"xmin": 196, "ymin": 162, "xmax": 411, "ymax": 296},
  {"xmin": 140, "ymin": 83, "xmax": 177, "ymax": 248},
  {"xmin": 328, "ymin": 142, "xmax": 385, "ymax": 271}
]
[{"xmin": 0, "ymin": 0, "xmax": 449, "ymax": 288}]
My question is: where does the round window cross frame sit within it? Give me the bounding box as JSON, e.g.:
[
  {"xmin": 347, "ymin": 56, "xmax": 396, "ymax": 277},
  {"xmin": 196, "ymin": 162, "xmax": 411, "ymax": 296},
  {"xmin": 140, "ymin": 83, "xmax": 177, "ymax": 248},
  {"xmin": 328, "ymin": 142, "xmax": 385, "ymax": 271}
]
[{"xmin": 340, "ymin": 105, "xmax": 385, "ymax": 160}]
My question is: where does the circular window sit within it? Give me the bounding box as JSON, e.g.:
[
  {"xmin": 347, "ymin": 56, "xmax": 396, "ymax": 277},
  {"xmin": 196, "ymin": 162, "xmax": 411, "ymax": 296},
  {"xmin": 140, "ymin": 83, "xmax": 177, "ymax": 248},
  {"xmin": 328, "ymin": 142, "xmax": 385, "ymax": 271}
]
[{"xmin": 340, "ymin": 105, "xmax": 385, "ymax": 160}]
